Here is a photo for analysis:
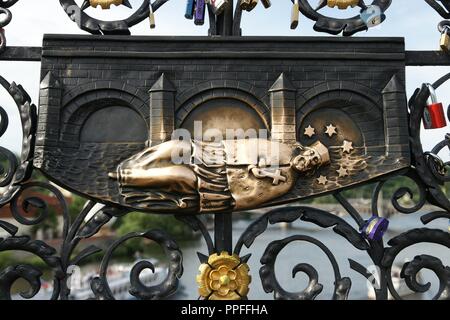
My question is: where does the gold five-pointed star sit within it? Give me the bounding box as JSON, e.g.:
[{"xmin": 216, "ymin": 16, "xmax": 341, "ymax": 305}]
[
  {"xmin": 304, "ymin": 125, "xmax": 316, "ymax": 138},
  {"xmin": 337, "ymin": 166, "xmax": 349, "ymax": 177},
  {"xmin": 342, "ymin": 140, "xmax": 354, "ymax": 154},
  {"xmin": 325, "ymin": 124, "xmax": 337, "ymax": 138},
  {"xmin": 317, "ymin": 175, "xmax": 328, "ymax": 185}
]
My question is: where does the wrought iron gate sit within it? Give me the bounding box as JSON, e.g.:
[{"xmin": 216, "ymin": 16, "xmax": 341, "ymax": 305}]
[{"xmin": 0, "ymin": 0, "xmax": 449, "ymax": 300}]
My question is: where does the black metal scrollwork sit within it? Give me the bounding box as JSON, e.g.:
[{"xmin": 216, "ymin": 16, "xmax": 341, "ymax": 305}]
[
  {"xmin": 0, "ymin": 77, "xmax": 37, "ymax": 205},
  {"xmin": 91, "ymin": 229, "xmax": 183, "ymax": 300},
  {"xmin": 0, "ymin": 0, "xmax": 18, "ymax": 53},
  {"xmin": 59, "ymin": 0, "xmax": 169, "ymax": 35},
  {"xmin": 382, "ymin": 229, "xmax": 450, "ymax": 300},
  {"xmin": 227, "ymin": 75, "xmax": 450, "ymax": 299},
  {"xmin": 0, "ymin": 77, "xmax": 184, "ymax": 301},
  {"xmin": 296, "ymin": 0, "xmax": 392, "ymax": 36},
  {"xmin": 426, "ymin": 0, "xmax": 450, "ymax": 18},
  {"xmin": 234, "ymin": 206, "xmax": 364, "ymax": 300},
  {"xmin": 0, "ymin": 1, "xmax": 450, "ymax": 301}
]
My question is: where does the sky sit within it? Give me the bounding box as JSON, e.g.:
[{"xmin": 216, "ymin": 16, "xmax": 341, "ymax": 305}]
[{"xmin": 1, "ymin": 0, "xmax": 450, "ymax": 156}]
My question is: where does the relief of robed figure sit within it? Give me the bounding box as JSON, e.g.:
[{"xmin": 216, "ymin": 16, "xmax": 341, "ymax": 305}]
[{"xmin": 109, "ymin": 138, "xmax": 330, "ymax": 214}]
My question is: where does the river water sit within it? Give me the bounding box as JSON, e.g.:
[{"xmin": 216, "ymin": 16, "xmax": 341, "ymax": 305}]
[{"xmin": 175, "ymin": 212, "xmax": 450, "ymax": 300}]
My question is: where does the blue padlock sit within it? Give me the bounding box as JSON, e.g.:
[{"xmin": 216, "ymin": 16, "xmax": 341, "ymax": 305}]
[
  {"xmin": 185, "ymin": 0, "xmax": 196, "ymax": 20},
  {"xmin": 360, "ymin": 216, "xmax": 389, "ymax": 241},
  {"xmin": 195, "ymin": 0, "xmax": 206, "ymax": 25}
]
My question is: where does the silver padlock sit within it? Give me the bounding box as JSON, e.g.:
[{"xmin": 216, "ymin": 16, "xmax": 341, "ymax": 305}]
[{"xmin": 360, "ymin": 5, "xmax": 385, "ymax": 28}]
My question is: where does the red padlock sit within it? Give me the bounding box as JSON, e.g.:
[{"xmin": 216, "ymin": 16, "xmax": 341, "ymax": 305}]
[{"xmin": 423, "ymin": 84, "xmax": 447, "ymax": 129}]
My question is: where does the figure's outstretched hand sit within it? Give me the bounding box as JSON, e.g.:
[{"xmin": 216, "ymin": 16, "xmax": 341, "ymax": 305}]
[{"xmin": 108, "ymin": 172, "xmax": 119, "ymax": 180}]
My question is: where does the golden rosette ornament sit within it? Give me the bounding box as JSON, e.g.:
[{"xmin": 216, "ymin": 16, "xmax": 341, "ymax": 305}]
[
  {"xmin": 327, "ymin": 0, "xmax": 360, "ymax": 10},
  {"xmin": 88, "ymin": 0, "xmax": 126, "ymax": 10},
  {"xmin": 196, "ymin": 252, "xmax": 251, "ymax": 300}
]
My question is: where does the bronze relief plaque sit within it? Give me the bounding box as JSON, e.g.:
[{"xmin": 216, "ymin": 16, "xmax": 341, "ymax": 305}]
[{"xmin": 34, "ymin": 35, "xmax": 410, "ymax": 214}]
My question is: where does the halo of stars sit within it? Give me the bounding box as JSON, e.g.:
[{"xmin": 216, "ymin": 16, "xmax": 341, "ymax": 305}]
[{"xmin": 302, "ymin": 122, "xmax": 359, "ymax": 186}]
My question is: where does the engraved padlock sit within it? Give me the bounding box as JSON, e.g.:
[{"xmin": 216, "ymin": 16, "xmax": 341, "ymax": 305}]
[
  {"xmin": 195, "ymin": 0, "xmax": 206, "ymax": 25},
  {"xmin": 185, "ymin": 0, "xmax": 196, "ymax": 19},
  {"xmin": 440, "ymin": 25, "xmax": 450, "ymax": 53},
  {"xmin": 291, "ymin": 0, "xmax": 300, "ymax": 30},
  {"xmin": 423, "ymin": 84, "xmax": 447, "ymax": 129}
]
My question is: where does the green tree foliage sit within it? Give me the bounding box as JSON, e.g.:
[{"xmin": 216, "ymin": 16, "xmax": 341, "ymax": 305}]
[
  {"xmin": 111, "ymin": 212, "xmax": 196, "ymax": 256},
  {"xmin": 69, "ymin": 195, "xmax": 89, "ymax": 221}
]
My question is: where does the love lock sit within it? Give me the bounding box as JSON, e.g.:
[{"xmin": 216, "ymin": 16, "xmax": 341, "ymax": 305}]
[
  {"xmin": 194, "ymin": 0, "xmax": 206, "ymax": 25},
  {"xmin": 360, "ymin": 216, "xmax": 389, "ymax": 241},
  {"xmin": 185, "ymin": 0, "xmax": 195, "ymax": 19},
  {"xmin": 424, "ymin": 151, "xmax": 448, "ymax": 176},
  {"xmin": 148, "ymin": 0, "xmax": 155, "ymax": 29},
  {"xmin": 360, "ymin": 5, "xmax": 385, "ymax": 28},
  {"xmin": 291, "ymin": 0, "xmax": 300, "ymax": 30},
  {"xmin": 423, "ymin": 83, "xmax": 447, "ymax": 129}
]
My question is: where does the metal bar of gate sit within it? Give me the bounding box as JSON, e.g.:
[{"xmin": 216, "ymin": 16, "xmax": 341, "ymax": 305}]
[{"xmin": 3, "ymin": 48, "xmax": 450, "ymax": 66}]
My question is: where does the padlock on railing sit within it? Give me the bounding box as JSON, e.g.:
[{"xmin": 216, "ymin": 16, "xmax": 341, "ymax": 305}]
[
  {"xmin": 423, "ymin": 84, "xmax": 447, "ymax": 129},
  {"xmin": 261, "ymin": 0, "xmax": 271, "ymax": 8},
  {"xmin": 439, "ymin": 21, "xmax": 450, "ymax": 53},
  {"xmin": 239, "ymin": 0, "xmax": 258, "ymax": 12},
  {"xmin": 209, "ymin": 0, "xmax": 229, "ymax": 15},
  {"xmin": 360, "ymin": 216, "xmax": 389, "ymax": 241},
  {"xmin": 247, "ymin": 0, "xmax": 258, "ymax": 11},
  {"xmin": 185, "ymin": 0, "xmax": 196, "ymax": 19},
  {"xmin": 239, "ymin": 0, "xmax": 249, "ymax": 10},
  {"xmin": 239, "ymin": 0, "xmax": 270, "ymax": 10},
  {"xmin": 360, "ymin": 5, "xmax": 384, "ymax": 28},
  {"xmin": 441, "ymin": 27, "xmax": 450, "ymax": 52},
  {"xmin": 291, "ymin": 0, "xmax": 300, "ymax": 30},
  {"xmin": 195, "ymin": 0, "xmax": 206, "ymax": 25},
  {"xmin": 149, "ymin": 0, "xmax": 156, "ymax": 29}
]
